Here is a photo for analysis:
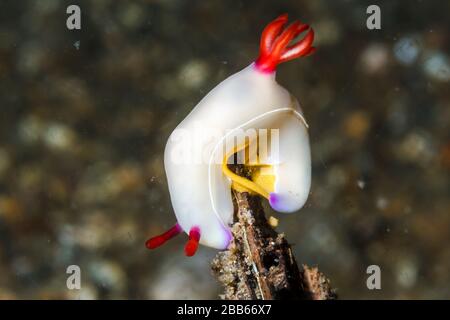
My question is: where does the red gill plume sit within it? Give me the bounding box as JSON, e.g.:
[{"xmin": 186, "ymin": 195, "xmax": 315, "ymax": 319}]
[{"xmin": 255, "ymin": 14, "xmax": 316, "ymax": 73}]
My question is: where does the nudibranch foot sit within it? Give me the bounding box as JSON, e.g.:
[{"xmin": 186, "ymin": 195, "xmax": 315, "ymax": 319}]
[
  {"xmin": 145, "ymin": 223, "xmax": 182, "ymax": 250},
  {"xmin": 184, "ymin": 227, "xmax": 201, "ymax": 257},
  {"xmin": 255, "ymin": 14, "xmax": 315, "ymax": 73}
]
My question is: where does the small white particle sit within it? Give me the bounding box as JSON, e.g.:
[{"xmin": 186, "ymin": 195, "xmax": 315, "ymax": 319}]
[
  {"xmin": 376, "ymin": 197, "xmax": 389, "ymax": 210},
  {"xmin": 357, "ymin": 180, "xmax": 366, "ymax": 189}
]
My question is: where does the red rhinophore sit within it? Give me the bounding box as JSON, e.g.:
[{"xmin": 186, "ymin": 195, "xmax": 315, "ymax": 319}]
[
  {"xmin": 255, "ymin": 14, "xmax": 316, "ymax": 73},
  {"xmin": 145, "ymin": 223, "xmax": 182, "ymax": 249},
  {"xmin": 184, "ymin": 227, "xmax": 201, "ymax": 257}
]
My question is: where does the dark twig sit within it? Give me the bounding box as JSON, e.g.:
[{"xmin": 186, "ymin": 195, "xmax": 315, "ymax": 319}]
[{"xmin": 211, "ymin": 166, "xmax": 336, "ymax": 300}]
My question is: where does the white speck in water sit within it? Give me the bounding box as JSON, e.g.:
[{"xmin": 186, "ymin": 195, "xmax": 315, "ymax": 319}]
[
  {"xmin": 43, "ymin": 123, "xmax": 75, "ymax": 151},
  {"xmin": 178, "ymin": 60, "xmax": 210, "ymax": 89},
  {"xmin": 376, "ymin": 196, "xmax": 389, "ymax": 210},
  {"xmin": 396, "ymin": 258, "xmax": 418, "ymax": 288},
  {"xmin": 360, "ymin": 43, "xmax": 389, "ymax": 74},
  {"xmin": 357, "ymin": 179, "xmax": 366, "ymax": 189}
]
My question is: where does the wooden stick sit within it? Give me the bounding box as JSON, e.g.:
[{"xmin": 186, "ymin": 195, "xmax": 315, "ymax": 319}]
[{"xmin": 211, "ymin": 167, "xmax": 336, "ymax": 299}]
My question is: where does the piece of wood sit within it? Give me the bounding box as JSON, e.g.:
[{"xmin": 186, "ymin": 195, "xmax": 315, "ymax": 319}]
[{"xmin": 211, "ymin": 166, "xmax": 336, "ymax": 300}]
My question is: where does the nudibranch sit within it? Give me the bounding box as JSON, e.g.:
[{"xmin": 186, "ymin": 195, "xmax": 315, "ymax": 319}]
[{"xmin": 146, "ymin": 14, "xmax": 315, "ymax": 256}]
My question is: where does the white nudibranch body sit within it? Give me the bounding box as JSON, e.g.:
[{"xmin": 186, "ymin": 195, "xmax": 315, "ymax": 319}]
[{"xmin": 146, "ymin": 14, "xmax": 316, "ymax": 256}]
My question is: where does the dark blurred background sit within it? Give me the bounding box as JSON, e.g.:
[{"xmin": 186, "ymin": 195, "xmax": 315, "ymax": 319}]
[{"xmin": 0, "ymin": 0, "xmax": 449, "ymax": 299}]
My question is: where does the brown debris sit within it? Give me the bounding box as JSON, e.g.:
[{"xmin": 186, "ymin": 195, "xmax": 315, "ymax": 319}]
[{"xmin": 211, "ymin": 165, "xmax": 336, "ymax": 300}]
